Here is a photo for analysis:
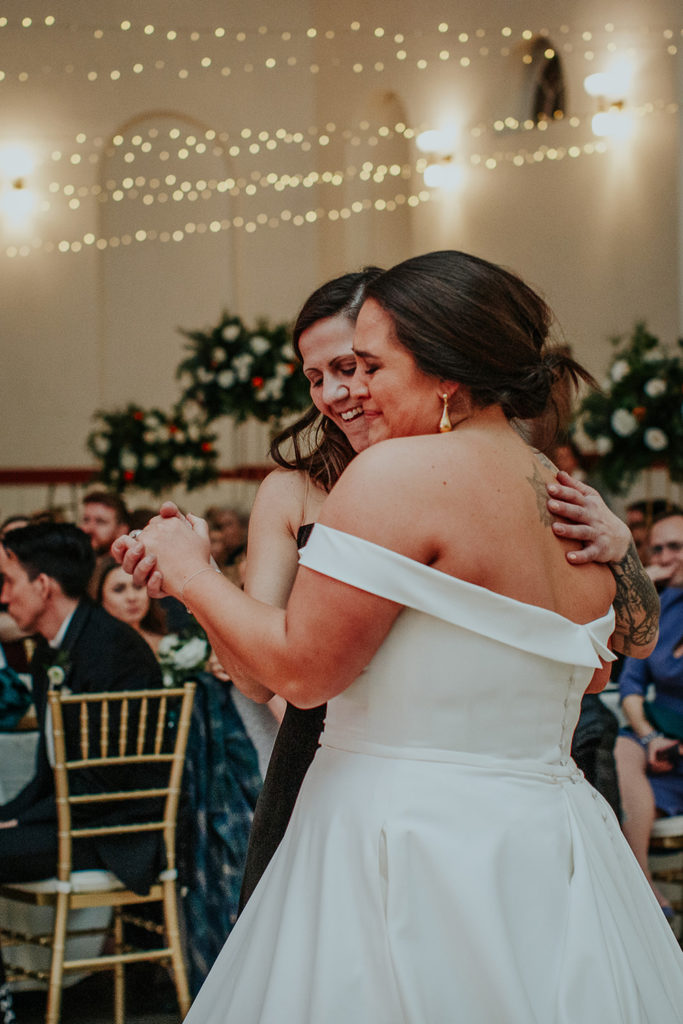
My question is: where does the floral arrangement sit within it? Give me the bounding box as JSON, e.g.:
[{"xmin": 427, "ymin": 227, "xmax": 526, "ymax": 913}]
[
  {"xmin": 176, "ymin": 312, "xmax": 311, "ymax": 424},
  {"xmin": 573, "ymin": 323, "xmax": 683, "ymax": 493},
  {"xmin": 157, "ymin": 629, "xmax": 210, "ymax": 688},
  {"xmin": 46, "ymin": 649, "xmax": 72, "ymax": 690},
  {"xmin": 87, "ymin": 403, "xmax": 219, "ymax": 494}
]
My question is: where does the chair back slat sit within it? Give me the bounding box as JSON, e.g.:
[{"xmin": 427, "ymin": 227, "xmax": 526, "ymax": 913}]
[
  {"xmin": 79, "ymin": 701, "xmax": 89, "ymax": 760},
  {"xmin": 119, "ymin": 697, "xmax": 129, "ymax": 758},
  {"xmin": 101, "ymin": 699, "xmax": 109, "ymax": 758},
  {"xmin": 136, "ymin": 696, "xmax": 148, "ymax": 756},
  {"xmin": 154, "ymin": 696, "xmax": 167, "ymax": 755}
]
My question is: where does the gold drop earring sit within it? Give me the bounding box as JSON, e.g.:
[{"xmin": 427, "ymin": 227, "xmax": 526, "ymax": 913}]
[{"xmin": 438, "ymin": 393, "xmax": 452, "ymax": 433}]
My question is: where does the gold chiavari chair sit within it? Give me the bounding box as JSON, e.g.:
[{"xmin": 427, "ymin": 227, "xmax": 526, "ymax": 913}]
[{"xmin": 0, "ymin": 684, "xmax": 196, "ymax": 1024}]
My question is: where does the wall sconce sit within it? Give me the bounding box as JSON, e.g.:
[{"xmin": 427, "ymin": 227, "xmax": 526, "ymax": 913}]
[
  {"xmin": 583, "ymin": 60, "xmax": 634, "ymax": 139},
  {"xmin": 416, "ymin": 129, "xmax": 463, "ymax": 190},
  {"xmin": 0, "ymin": 143, "xmax": 37, "ymax": 232}
]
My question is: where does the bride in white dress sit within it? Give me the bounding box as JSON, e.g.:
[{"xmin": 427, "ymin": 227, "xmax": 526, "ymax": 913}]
[{"xmin": 118, "ymin": 250, "xmax": 683, "ymax": 1022}]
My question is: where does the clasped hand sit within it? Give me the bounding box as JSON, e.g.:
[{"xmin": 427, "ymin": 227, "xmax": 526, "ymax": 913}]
[{"xmin": 111, "ymin": 502, "xmax": 211, "ymax": 600}]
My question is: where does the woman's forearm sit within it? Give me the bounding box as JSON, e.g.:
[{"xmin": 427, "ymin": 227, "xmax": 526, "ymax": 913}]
[{"xmin": 609, "ymin": 542, "xmax": 659, "ymax": 658}]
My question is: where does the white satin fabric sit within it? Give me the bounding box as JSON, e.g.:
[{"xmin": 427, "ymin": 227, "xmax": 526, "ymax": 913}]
[{"xmin": 186, "ymin": 525, "xmax": 683, "ymax": 1023}]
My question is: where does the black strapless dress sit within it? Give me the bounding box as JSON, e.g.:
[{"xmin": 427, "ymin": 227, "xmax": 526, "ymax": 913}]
[{"xmin": 238, "ymin": 524, "xmax": 326, "ymax": 910}]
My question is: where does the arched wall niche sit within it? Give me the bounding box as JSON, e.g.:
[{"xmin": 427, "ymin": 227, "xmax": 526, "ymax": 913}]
[{"xmin": 95, "ymin": 109, "xmax": 271, "ymax": 473}]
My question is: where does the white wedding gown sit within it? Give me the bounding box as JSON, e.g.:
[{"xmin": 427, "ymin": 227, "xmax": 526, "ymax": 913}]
[{"xmin": 186, "ymin": 525, "xmax": 683, "ymax": 1023}]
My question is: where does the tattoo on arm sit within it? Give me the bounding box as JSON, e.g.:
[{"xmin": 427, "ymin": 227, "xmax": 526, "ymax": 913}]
[
  {"xmin": 609, "ymin": 541, "xmax": 659, "ymax": 656},
  {"xmin": 526, "ymin": 461, "xmax": 553, "ymax": 527}
]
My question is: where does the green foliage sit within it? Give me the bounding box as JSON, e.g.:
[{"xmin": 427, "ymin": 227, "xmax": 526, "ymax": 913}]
[
  {"xmin": 573, "ymin": 323, "xmax": 683, "ymax": 494},
  {"xmin": 176, "ymin": 312, "xmax": 310, "ymax": 424}
]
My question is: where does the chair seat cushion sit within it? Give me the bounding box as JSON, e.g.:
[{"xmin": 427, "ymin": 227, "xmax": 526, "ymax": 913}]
[
  {"xmin": 3, "ymin": 870, "xmax": 125, "ymax": 894},
  {"xmin": 651, "ymin": 815, "xmax": 683, "ymax": 839}
]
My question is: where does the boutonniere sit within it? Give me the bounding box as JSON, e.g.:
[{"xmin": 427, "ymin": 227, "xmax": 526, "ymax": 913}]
[{"xmin": 46, "ymin": 650, "xmax": 72, "ymax": 690}]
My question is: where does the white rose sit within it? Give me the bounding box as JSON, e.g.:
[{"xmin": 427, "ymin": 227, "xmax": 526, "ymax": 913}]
[
  {"xmin": 143, "ymin": 453, "xmax": 159, "ymax": 468},
  {"xmin": 47, "ymin": 665, "xmax": 65, "ymax": 687},
  {"xmin": 280, "ymin": 343, "xmax": 295, "ymax": 360},
  {"xmin": 610, "ymin": 360, "xmax": 630, "ymax": 383},
  {"xmin": 172, "ymin": 636, "xmax": 208, "ymax": 670},
  {"xmin": 232, "ymin": 353, "xmax": 254, "ymax": 381},
  {"xmin": 157, "ymin": 634, "xmax": 177, "ymax": 657},
  {"xmin": 120, "ymin": 450, "xmax": 138, "ymax": 470},
  {"xmin": 643, "ymin": 378, "xmax": 667, "ymax": 398},
  {"xmin": 143, "ymin": 430, "xmax": 157, "ymax": 444},
  {"xmin": 182, "ymin": 400, "xmax": 202, "ymax": 420},
  {"xmin": 643, "ymin": 349, "xmax": 662, "ymax": 363},
  {"xmin": 222, "ymin": 324, "xmax": 240, "ymax": 342},
  {"xmin": 162, "ymin": 670, "xmax": 174, "ymax": 688},
  {"xmin": 92, "ymin": 435, "xmax": 110, "ymax": 455},
  {"xmin": 212, "ymin": 347, "xmax": 225, "ymax": 364},
  {"xmin": 250, "ymin": 335, "xmax": 270, "ymax": 355},
  {"xmin": 218, "ymin": 369, "xmax": 236, "ymax": 388},
  {"xmin": 172, "ymin": 430, "xmax": 186, "ymax": 443},
  {"xmin": 172, "ymin": 455, "xmax": 185, "ymax": 472},
  {"xmin": 255, "ymin": 388, "xmax": 268, "ymax": 401},
  {"xmin": 610, "ymin": 409, "xmax": 638, "ymax": 437},
  {"xmin": 197, "ymin": 367, "xmax": 213, "ymax": 384},
  {"xmin": 144, "ymin": 413, "xmax": 161, "ymax": 427},
  {"xmin": 643, "ymin": 428, "xmax": 668, "ymax": 451},
  {"xmin": 264, "ymin": 378, "xmax": 284, "ymax": 399},
  {"xmin": 595, "ymin": 436, "xmax": 613, "ymax": 454},
  {"xmin": 276, "ymin": 362, "xmax": 293, "ymax": 379}
]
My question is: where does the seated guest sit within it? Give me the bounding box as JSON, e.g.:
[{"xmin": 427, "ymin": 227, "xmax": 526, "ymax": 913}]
[
  {"xmin": 614, "ymin": 510, "xmax": 683, "ymax": 920},
  {"xmin": 645, "ymin": 508, "xmax": 683, "ymax": 589},
  {"xmin": 96, "ymin": 557, "xmax": 166, "ymax": 655},
  {"xmin": 79, "ymin": 490, "xmax": 130, "ymax": 597},
  {"xmin": 204, "ymin": 505, "xmax": 247, "ymax": 569},
  {"xmin": 625, "ymin": 499, "xmax": 681, "ymax": 569},
  {"xmin": 0, "ymin": 522, "xmax": 163, "ymax": 1024}
]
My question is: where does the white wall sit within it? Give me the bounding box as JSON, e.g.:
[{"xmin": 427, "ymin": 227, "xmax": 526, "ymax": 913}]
[{"xmin": 0, "ymin": 0, "xmax": 680, "ymax": 518}]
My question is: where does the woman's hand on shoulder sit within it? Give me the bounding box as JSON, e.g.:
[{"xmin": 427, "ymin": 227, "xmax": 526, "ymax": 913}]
[{"xmin": 546, "ymin": 472, "xmax": 631, "ymax": 564}]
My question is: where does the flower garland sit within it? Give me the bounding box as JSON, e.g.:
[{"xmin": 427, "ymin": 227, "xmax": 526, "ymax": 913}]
[
  {"xmin": 573, "ymin": 323, "xmax": 683, "ymax": 494},
  {"xmin": 87, "ymin": 403, "xmax": 219, "ymax": 494},
  {"xmin": 176, "ymin": 312, "xmax": 310, "ymax": 424}
]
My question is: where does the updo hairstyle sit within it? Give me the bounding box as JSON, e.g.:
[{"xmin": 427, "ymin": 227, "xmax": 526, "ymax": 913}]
[{"xmin": 363, "ymin": 250, "xmax": 595, "ymax": 445}]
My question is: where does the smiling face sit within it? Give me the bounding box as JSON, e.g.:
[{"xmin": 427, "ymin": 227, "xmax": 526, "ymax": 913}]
[
  {"xmin": 351, "ymin": 299, "xmax": 445, "ymax": 445},
  {"xmin": 100, "ymin": 564, "xmax": 150, "ymax": 629},
  {"xmin": 298, "ymin": 314, "xmax": 369, "ymax": 453}
]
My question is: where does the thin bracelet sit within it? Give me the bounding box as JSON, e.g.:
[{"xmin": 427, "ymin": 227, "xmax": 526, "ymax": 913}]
[{"xmin": 180, "ymin": 566, "xmax": 221, "ymax": 606}]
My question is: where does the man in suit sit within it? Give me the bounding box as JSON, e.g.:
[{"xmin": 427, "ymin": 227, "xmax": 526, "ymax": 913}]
[{"xmin": 0, "ymin": 522, "xmax": 163, "ymax": 1023}]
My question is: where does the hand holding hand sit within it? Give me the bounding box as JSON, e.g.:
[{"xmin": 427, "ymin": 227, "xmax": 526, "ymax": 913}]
[
  {"xmin": 112, "ymin": 502, "xmax": 211, "ymax": 600},
  {"xmin": 547, "ymin": 471, "xmax": 632, "ymax": 564}
]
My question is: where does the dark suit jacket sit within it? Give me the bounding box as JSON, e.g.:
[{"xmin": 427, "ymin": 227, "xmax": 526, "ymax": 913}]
[{"xmin": 1, "ymin": 600, "xmax": 164, "ymax": 893}]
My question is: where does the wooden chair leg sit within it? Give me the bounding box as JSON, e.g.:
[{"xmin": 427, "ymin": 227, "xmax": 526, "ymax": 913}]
[
  {"xmin": 113, "ymin": 907, "xmax": 125, "ymax": 1024},
  {"xmin": 46, "ymin": 891, "xmax": 69, "ymax": 1024},
  {"xmin": 162, "ymin": 880, "xmax": 191, "ymax": 1017}
]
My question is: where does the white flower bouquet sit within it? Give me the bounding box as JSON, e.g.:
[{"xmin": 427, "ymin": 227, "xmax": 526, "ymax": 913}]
[
  {"xmin": 573, "ymin": 323, "xmax": 683, "ymax": 494},
  {"xmin": 157, "ymin": 631, "xmax": 210, "ymax": 688},
  {"xmin": 176, "ymin": 312, "xmax": 311, "ymax": 424}
]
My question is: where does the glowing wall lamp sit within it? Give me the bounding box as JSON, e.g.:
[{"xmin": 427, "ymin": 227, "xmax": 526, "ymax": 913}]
[
  {"xmin": 583, "ymin": 60, "xmax": 635, "ymax": 139},
  {"xmin": 416, "ymin": 128, "xmax": 463, "ymax": 190},
  {"xmin": 0, "ymin": 143, "xmax": 37, "ymax": 233}
]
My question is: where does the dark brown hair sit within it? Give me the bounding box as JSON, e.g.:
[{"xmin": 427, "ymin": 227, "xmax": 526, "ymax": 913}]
[
  {"xmin": 269, "ymin": 267, "xmax": 384, "ymax": 491},
  {"xmin": 364, "ymin": 250, "xmax": 595, "ymax": 446},
  {"xmin": 82, "ymin": 490, "xmax": 129, "ymax": 526}
]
